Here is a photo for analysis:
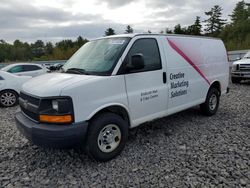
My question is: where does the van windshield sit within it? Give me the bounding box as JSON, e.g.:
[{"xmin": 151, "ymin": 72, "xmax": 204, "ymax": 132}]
[{"xmin": 62, "ymin": 37, "xmax": 130, "ymax": 75}]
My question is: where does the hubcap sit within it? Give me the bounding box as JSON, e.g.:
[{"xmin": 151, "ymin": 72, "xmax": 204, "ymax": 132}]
[
  {"xmin": 0, "ymin": 92, "xmax": 16, "ymax": 107},
  {"xmin": 97, "ymin": 124, "xmax": 121, "ymax": 153},
  {"xmin": 209, "ymin": 94, "xmax": 217, "ymax": 111}
]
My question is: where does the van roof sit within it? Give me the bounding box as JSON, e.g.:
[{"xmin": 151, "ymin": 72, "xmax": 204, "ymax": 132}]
[{"xmin": 96, "ymin": 33, "xmax": 220, "ymax": 41}]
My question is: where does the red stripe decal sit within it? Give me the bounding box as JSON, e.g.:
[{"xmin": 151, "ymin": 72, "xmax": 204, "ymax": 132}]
[{"xmin": 167, "ymin": 38, "xmax": 210, "ymax": 85}]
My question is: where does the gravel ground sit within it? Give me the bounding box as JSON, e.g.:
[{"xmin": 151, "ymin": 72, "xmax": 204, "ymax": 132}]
[{"xmin": 0, "ymin": 82, "xmax": 249, "ymax": 188}]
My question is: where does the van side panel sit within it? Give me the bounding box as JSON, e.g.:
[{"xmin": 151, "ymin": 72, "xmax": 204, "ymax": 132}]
[
  {"xmin": 200, "ymin": 39, "xmax": 229, "ymax": 94},
  {"xmin": 163, "ymin": 36, "xmax": 209, "ymax": 113},
  {"xmin": 163, "ymin": 36, "xmax": 228, "ymax": 114}
]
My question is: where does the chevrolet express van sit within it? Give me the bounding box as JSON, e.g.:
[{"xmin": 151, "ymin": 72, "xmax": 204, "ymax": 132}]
[{"xmin": 15, "ymin": 34, "xmax": 229, "ymax": 161}]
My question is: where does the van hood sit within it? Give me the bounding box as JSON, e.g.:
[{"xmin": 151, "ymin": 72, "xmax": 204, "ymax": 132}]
[
  {"xmin": 233, "ymin": 58, "xmax": 250, "ymax": 65},
  {"xmin": 22, "ymin": 73, "xmax": 98, "ymax": 97}
]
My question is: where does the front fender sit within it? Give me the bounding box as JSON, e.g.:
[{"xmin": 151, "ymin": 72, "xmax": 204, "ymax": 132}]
[{"xmin": 86, "ymin": 103, "xmax": 131, "ymax": 126}]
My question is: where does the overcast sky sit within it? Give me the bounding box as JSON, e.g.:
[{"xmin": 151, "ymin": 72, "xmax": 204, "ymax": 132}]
[{"xmin": 0, "ymin": 0, "xmax": 240, "ymax": 43}]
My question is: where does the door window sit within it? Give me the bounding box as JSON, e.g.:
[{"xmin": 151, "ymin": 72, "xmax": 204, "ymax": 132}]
[
  {"xmin": 8, "ymin": 65, "xmax": 24, "ymax": 73},
  {"xmin": 23, "ymin": 65, "xmax": 42, "ymax": 72},
  {"xmin": 121, "ymin": 38, "xmax": 162, "ymax": 73}
]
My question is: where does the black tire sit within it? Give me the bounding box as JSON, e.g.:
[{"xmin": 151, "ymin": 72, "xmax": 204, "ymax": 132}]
[
  {"xmin": 200, "ymin": 88, "xmax": 220, "ymax": 116},
  {"xmin": 231, "ymin": 77, "xmax": 241, "ymax": 84},
  {"xmin": 86, "ymin": 112, "xmax": 128, "ymax": 162},
  {"xmin": 0, "ymin": 90, "xmax": 18, "ymax": 107}
]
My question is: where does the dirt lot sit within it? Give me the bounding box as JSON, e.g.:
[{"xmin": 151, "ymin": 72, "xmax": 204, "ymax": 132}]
[{"xmin": 0, "ymin": 82, "xmax": 249, "ymax": 188}]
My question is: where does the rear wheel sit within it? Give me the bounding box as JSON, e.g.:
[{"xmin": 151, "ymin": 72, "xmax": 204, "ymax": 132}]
[
  {"xmin": 200, "ymin": 88, "xmax": 220, "ymax": 116},
  {"xmin": 86, "ymin": 112, "xmax": 128, "ymax": 162},
  {"xmin": 231, "ymin": 77, "xmax": 241, "ymax": 84},
  {"xmin": 0, "ymin": 90, "xmax": 18, "ymax": 107}
]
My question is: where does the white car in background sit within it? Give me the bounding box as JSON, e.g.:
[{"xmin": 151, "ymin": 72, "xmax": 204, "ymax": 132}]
[
  {"xmin": 0, "ymin": 71, "xmax": 31, "ymax": 107},
  {"xmin": 1, "ymin": 63, "xmax": 47, "ymax": 77},
  {"xmin": 231, "ymin": 51, "xmax": 250, "ymax": 83}
]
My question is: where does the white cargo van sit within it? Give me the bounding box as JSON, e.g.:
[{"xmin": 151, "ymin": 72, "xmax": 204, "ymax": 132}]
[{"xmin": 15, "ymin": 34, "xmax": 229, "ymax": 161}]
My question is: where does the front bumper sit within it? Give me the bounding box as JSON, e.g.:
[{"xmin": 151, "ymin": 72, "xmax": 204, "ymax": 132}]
[
  {"xmin": 231, "ymin": 71, "xmax": 250, "ymax": 79},
  {"xmin": 15, "ymin": 111, "xmax": 88, "ymax": 149}
]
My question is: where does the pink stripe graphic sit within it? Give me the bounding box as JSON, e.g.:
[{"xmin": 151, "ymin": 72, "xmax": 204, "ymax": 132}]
[{"xmin": 167, "ymin": 38, "xmax": 210, "ymax": 85}]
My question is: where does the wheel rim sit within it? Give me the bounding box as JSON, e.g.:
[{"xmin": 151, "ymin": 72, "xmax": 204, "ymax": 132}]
[
  {"xmin": 97, "ymin": 124, "xmax": 121, "ymax": 153},
  {"xmin": 1, "ymin": 92, "xmax": 16, "ymax": 107},
  {"xmin": 209, "ymin": 94, "xmax": 217, "ymax": 111}
]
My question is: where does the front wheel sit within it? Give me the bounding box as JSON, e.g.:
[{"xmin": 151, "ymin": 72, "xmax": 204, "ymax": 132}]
[
  {"xmin": 200, "ymin": 88, "xmax": 220, "ymax": 116},
  {"xmin": 86, "ymin": 112, "xmax": 128, "ymax": 162},
  {"xmin": 0, "ymin": 90, "xmax": 18, "ymax": 107}
]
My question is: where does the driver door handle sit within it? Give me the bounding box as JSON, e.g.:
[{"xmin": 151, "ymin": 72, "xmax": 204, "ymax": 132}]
[{"xmin": 163, "ymin": 72, "xmax": 167, "ymax": 84}]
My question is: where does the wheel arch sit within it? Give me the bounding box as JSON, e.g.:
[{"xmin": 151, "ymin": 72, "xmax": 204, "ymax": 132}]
[
  {"xmin": 0, "ymin": 88, "xmax": 19, "ymax": 96},
  {"xmin": 209, "ymin": 80, "xmax": 221, "ymax": 96},
  {"xmin": 87, "ymin": 103, "xmax": 131, "ymax": 127}
]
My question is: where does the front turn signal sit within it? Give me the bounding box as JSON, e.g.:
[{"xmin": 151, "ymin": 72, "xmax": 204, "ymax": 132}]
[{"xmin": 39, "ymin": 115, "xmax": 72, "ymax": 123}]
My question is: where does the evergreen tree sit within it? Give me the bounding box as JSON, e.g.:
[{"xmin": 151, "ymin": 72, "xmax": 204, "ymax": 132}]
[
  {"xmin": 230, "ymin": 1, "xmax": 248, "ymax": 24},
  {"xmin": 56, "ymin": 40, "xmax": 74, "ymax": 50},
  {"xmin": 187, "ymin": 16, "xmax": 202, "ymax": 35},
  {"xmin": 13, "ymin": 40, "xmax": 23, "ymax": 47},
  {"xmin": 105, "ymin": 28, "xmax": 116, "ymax": 36},
  {"xmin": 174, "ymin": 24, "xmax": 187, "ymax": 34},
  {"xmin": 45, "ymin": 42, "xmax": 53, "ymax": 55},
  {"xmin": 125, "ymin": 25, "xmax": 133, "ymax": 33},
  {"xmin": 220, "ymin": 1, "xmax": 250, "ymax": 50},
  {"xmin": 76, "ymin": 36, "xmax": 88, "ymax": 47},
  {"xmin": 204, "ymin": 5, "xmax": 227, "ymax": 36},
  {"xmin": 0, "ymin": 42, "xmax": 11, "ymax": 62},
  {"xmin": 165, "ymin": 28, "xmax": 173, "ymax": 34},
  {"xmin": 32, "ymin": 40, "xmax": 45, "ymax": 49},
  {"xmin": 76, "ymin": 36, "xmax": 84, "ymax": 46}
]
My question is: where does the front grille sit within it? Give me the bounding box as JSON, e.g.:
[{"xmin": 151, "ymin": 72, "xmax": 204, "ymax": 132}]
[
  {"xmin": 239, "ymin": 64, "xmax": 250, "ymax": 72},
  {"xmin": 20, "ymin": 92, "xmax": 40, "ymax": 106},
  {"xmin": 21, "ymin": 106, "xmax": 39, "ymax": 121},
  {"xmin": 19, "ymin": 92, "xmax": 40, "ymax": 121}
]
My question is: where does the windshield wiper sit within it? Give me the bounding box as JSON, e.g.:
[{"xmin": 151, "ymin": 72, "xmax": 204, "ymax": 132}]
[{"xmin": 65, "ymin": 68, "xmax": 89, "ymax": 75}]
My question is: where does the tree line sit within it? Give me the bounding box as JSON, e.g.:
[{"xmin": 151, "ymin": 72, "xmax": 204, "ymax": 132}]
[
  {"xmin": 0, "ymin": 36, "xmax": 88, "ymax": 62},
  {"xmin": 0, "ymin": 1, "xmax": 249, "ymax": 62}
]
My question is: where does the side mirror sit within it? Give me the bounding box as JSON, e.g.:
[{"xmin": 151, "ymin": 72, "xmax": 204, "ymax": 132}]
[{"xmin": 127, "ymin": 53, "xmax": 145, "ymax": 71}]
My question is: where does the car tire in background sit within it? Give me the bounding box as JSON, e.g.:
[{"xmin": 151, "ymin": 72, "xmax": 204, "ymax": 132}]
[
  {"xmin": 0, "ymin": 90, "xmax": 18, "ymax": 107},
  {"xmin": 86, "ymin": 112, "xmax": 128, "ymax": 162}
]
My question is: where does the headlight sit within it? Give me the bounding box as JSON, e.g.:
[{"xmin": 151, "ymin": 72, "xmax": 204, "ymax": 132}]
[
  {"xmin": 232, "ymin": 64, "xmax": 239, "ymax": 71},
  {"xmin": 52, "ymin": 100, "xmax": 59, "ymax": 111},
  {"xmin": 231, "ymin": 64, "xmax": 236, "ymax": 71},
  {"xmin": 39, "ymin": 97, "xmax": 74, "ymax": 124},
  {"xmin": 51, "ymin": 98, "xmax": 71, "ymax": 113}
]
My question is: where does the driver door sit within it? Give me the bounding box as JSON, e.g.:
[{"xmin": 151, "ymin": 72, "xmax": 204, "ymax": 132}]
[{"xmin": 120, "ymin": 38, "xmax": 168, "ymax": 126}]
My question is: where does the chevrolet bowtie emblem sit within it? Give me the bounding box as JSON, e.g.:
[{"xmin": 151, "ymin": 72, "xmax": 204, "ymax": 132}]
[{"xmin": 23, "ymin": 100, "xmax": 28, "ymax": 109}]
